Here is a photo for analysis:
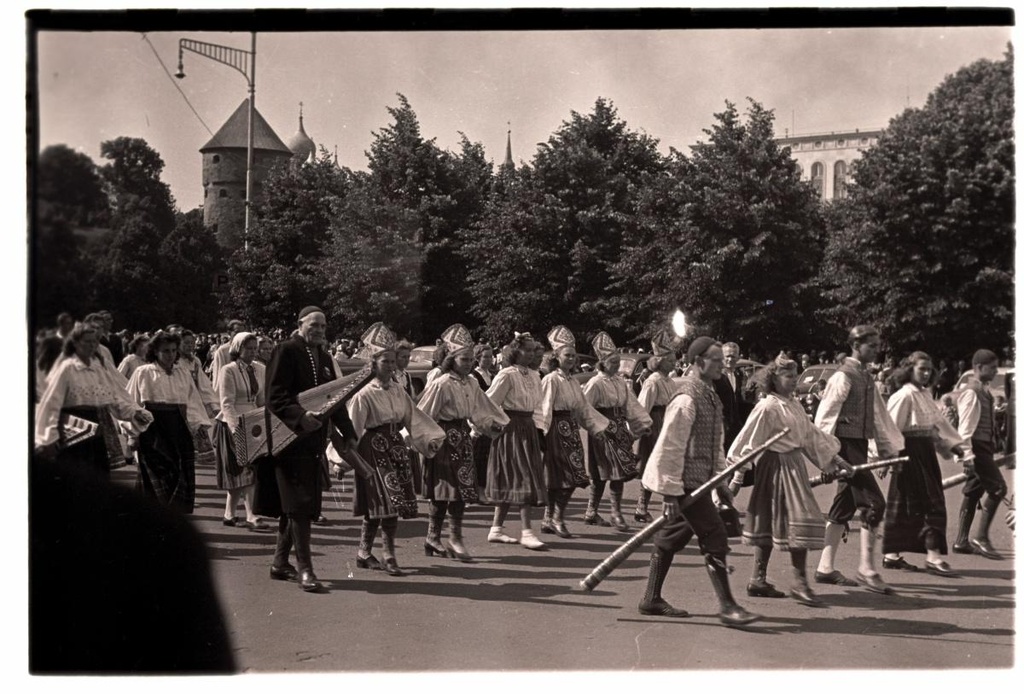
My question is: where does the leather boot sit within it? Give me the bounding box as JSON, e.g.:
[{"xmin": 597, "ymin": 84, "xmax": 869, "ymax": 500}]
[
  {"xmin": 447, "ymin": 501, "xmax": 472, "ymax": 562},
  {"xmin": 789, "ymin": 549, "xmax": 825, "ymax": 607},
  {"xmin": 747, "ymin": 545, "xmax": 785, "ymax": 598},
  {"xmin": 638, "ymin": 548, "xmax": 689, "ymax": 617},
  {"xmin": 552, "ymin": 489, "xmax": 574, "ymax": 538},
  {"xmin": 584, "ymin": 480, "xmax": 610, "ymax": 526},
  {"xmin": 608, "ymin": 481, "xmax": 629, "ymax": 531},
  {"xmin": 952, "ymin": 497, "xmax": 978, "ymax": 554},
  {"xmin": 705, "ymin": 554, "xmax": 761, "ymax": 626},
  {"xmin": 970, "ymin": 496, "xmax": 1004, "ymax": 559},
  {"xmin": 541, "ymin": 492, "xmax": 556, "ymax": 534},
  {"xmin": 635, "ymin": 488, "xmax": 653, "ymax": 523},
  {"xmin": 425, "ymin": 501, "xmax": 448, "ymax": 556}
]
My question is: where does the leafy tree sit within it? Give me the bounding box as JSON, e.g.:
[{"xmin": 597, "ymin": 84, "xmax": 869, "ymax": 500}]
[
  {"xmin": 611, "ymin": 99, "xmax": 824, "ymax": 353},
  {"xmin": 223, "ymin": 151, "xmax": 349, "ymax": 330},
  {"xmin": 816, "ymin": 47, "xmax": 1014, "ymax": 358},
  {"xmin": 36, "ymin": 144, "xmax": 109, "ymax": 228},
  {"xmin": 99, "ymin": 136, "xmax": 176, "ymax": 234},
  {"xmin": 159, "ymin": 209, "xmax": 226, "ymax": 331}
]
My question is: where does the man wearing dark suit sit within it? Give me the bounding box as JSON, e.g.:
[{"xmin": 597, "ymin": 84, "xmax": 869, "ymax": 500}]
[
  {"xmin": 259, "ymin": 306, "xmax": 359, "ymax": 592},
  {"xmin": 713, "ymin": 341, "xmax": 749, "ymax": 453}
]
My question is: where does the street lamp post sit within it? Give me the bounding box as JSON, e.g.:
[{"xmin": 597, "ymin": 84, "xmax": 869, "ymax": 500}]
[{"xmin": 176, "ymin": 32, "xmax": 257, "ymax": 250}]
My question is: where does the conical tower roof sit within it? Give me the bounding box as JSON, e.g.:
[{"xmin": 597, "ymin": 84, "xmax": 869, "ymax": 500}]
[
  {"xmin": 503, "ymin": 125, "xmax": 514, "ymax": 170},
  {"xmin": 287, "ymin": 103, "xmax": 316, "ymax": 162},
  {"xmin": 200, "ymin": 99, "xmax": 291, "ymax": 154}
]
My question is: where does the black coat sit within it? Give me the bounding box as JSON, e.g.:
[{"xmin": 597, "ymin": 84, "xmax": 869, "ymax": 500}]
[{"xmin": 713, "ymin": 369, "xmax": 750, "ymax": 450}]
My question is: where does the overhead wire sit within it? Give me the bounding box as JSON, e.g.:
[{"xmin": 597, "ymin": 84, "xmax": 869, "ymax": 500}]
[{"xmin": 140, "ymin": 32, "xmax": 214, "ymax": 137}]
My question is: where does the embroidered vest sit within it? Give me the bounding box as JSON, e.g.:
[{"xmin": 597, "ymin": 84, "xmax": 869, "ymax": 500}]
[
  {"xmin": 834, "ymin": 361, "xmax": 876, "ymax": 440},
  {"xmin": 673, "ymin": 377, "xmax": 722, "ymax": 489},
  {"xmin": 967, "ymin": 382, "xmax": 995, "ymax": 442}
]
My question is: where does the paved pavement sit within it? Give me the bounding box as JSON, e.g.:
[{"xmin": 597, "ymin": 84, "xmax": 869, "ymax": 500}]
[{"xmin": 112, "ymin": 461, "xmax": 1016, "ymax": 673}]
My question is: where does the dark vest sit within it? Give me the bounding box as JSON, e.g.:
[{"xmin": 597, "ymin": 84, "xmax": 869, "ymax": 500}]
[
  {"xmin": 834, "ymin": 360, "xmax": 876, "ymax": 440},
  {"xmin": 673, "ymin": 377, "xmax": 723, "ymax": 489},
  {"xmin": 966, "ymin": 381, "xmax": 995, "ymax": 442}
]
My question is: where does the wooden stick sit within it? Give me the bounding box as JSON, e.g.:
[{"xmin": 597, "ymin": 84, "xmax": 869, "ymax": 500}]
[{"xmin": 808, "ymin": 456, "xmax": 910, "ymax": 487}]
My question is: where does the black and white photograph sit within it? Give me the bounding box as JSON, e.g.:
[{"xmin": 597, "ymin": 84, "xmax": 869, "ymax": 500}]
[{"xmin": 20, "ymin": 5, "xmax": 1017, "ymax": 683}]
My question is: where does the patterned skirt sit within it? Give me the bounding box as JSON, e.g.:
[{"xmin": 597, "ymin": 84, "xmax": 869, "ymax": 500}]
[
  {"xmin": 353, "ymin": 423, "xmax": 418, "ymax": 520},
  {"xmin": 57, "ymin": 405, "xmax": 125, "ymax": 476},
  {"xmin": 636, "ymin": 405, "xmax": 666, "ymax": 476},
  {"xmin": 587, "ymin": 408, "xmax": 639, "ymax": 482},
  {"xmin": 424, "ymin": 419, "xmax": 479, "ymax": 503},
  {"xmin": 543, "ymin": 410, "xmax": 589, "ymax": 490},
  {"xmin": 741, "ymin": 449, "xmax": 825, "ymax": 551},
  {"xmin": 214, "ymin": 419, "xmax": 255, "ymax": 491},
  {"xmin": 137, "ymin": 403, "xmax": 196, "ymax": 514},
  {"xmin": 882, "ymin": 435, "xmax": 948, "ymax": 555},
  {"xmin": 484, "ymin": 410, "xmax": 545, "ymax": 506}
]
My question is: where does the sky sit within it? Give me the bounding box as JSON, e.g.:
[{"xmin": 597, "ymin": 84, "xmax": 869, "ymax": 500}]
[{"xmin": 33, "ymin": 22, "xmax": 1013, "ymax": 214}]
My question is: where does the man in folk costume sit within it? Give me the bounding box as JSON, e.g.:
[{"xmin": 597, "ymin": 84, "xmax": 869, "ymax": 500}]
[
  {"xmin": 639, "ymin": 336, "xmax": 759, "ymax": 626},
  {"xmin": 952, "ymin": 348, "xmax": 1008, "ymax": 559},
  {"xmin": 259, "ymin": 306, "xmax": 359, "ymax": 592},
  {"xmin": 418, "ymin": 324, "xmax": 508, "ymax": 560},
  {"xmin": 813, "ymin": 325, "xmax": 904, "ymax": 594},
  {"xmin": 634, "ymin": 328, "xmax": 679, "ymax": 523}
]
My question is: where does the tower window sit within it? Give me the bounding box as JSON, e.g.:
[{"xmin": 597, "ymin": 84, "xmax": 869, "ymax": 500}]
[
  {"xmin": 212, "ymin": 154, "xmax": 221, "ymax": 164},
  {"xmin": 219, "ymin": 189, "xmax": 228, "ymax": 198}
]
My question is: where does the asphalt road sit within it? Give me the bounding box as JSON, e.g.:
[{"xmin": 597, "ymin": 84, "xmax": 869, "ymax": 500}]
[{"xmin": 112, "ymin": 460, "xmax": 1016, "ymax": 673}]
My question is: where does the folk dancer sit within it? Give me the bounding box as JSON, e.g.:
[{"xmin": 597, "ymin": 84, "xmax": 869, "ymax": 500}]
[
  {"xmin": 634, "ymin": 329, "xmax": 679, "ymax": 523},
  {"xmin": 537, "ymin": 326, "xmax": 609, "ymax": 538},
  {"xmin": 638, "ymin": 336, "xmax": 759, "ymax": 625},
  {"xmin": 418, "ymin": 324, "xmax": 508, "ymax": 560},
  {"xmin": 729, "ymin": 353, "xmax": 854, "ymax": 607},
  {"xmin": 582, "ymin": 331, "xmax": 652, "ymax": 532},
  {"xmin": 952, "ymin": 349, "xmax": 1008, "ymax": 559},
  {"xmin": 813, "ymin": 325, "xmax": 905, "ymax": 594},
  {"xmin": 881, "ymin": 352, "xmax": 965, "ymax": 575},
  {"xmin": 348, "ymin": 322, "xmax": 445, "ymax": 576}
]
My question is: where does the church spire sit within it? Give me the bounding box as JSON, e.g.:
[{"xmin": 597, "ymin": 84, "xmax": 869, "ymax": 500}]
[{"xmin": 503, "ymin": 122, "xmax": 514, "ymax": 170}]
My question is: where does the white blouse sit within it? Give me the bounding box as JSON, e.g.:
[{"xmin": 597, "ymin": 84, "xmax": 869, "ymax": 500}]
[
  {"xmin": 486, "ymin": 365, "xmax": 542, "ymax": 414},
  {"xmin": 126, "ymin": 362, "xmax": 212, "ymax": 432},
  {"xmin": 417, "ymin": 371, "xmax": 509, "ymax": 433},
  {"xmin": 582, "ymin": 371, "xmax": 653, "ymax": 434},
  {"xmin": 728, "ymin": 393, "xmax": 841, "ymax": 474},
  {"xmin": 637, "ymin": 372, "xmax": 679, "ymax": 412},
  {"xmin": 887, "ymin": 383, "xmax": 964, "ymax": 455},
  {"xmin": 347, "ymin": 377, "xmax": 445, "ymax": 456},
  {"xmin": 536, "ymin": 369, "xmax": 609, "ymax": 436},
  {"xmin": 215, "ymin": 360, "xmax": 266, "ymax": 430},
  {"xmin": 35, "ymin": 355, "xmax": 147, "ymax": 448}
]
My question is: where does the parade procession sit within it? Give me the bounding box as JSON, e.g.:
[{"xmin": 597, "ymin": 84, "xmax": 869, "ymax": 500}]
[{"xmin": 27, "ymin": 14, "xmax": 1015, "ymax": 678}]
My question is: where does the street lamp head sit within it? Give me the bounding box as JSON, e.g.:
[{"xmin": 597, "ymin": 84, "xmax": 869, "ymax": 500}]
[{"xmin": 175, "ymin": 61, "xmax": 186, "ymax": 79}]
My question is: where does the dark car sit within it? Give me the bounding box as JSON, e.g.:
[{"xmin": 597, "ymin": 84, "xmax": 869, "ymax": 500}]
[
  {"xmin": 333, "ymin": 344, "xmax": 436, "ymax": 395},
  {"xmin": 796, "ymin": 364, "xmax": 838, "ymax": 417}
]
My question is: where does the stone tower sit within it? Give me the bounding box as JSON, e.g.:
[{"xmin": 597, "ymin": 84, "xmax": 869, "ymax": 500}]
[{"xmin": 200, "ymin": 98, "xmax": 293, "ymax": 249}]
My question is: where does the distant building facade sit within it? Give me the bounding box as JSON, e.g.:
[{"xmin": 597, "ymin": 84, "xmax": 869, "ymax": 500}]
[{"xmin": 776, "ymin": 128, "xmax": 883, "ymax": 201}]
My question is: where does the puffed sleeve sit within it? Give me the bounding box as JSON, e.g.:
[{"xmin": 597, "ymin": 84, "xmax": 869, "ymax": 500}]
[
  {"xmin": 956, "ymin": 388, "xmax": 981, "ymax": 457},
  {"xmin": 415, "ymin": 376, "xmax": 448, "ymax": 421},
  {"xmin": 794, "ymin": 402, "xmax": 841, "ymax": 470},
  {"xmin": 183, "ymin": 372, "xmax": 213, "ymax": 433},
  {"xmin": 886, "ymin": 386, "xmax": 914, "ymax": 433},
  {"xmin": 402, "ymin": 390, "xmax": 446, "ymax": 456},
  {"xmin": 34, "ymin": 363, "xmax": 71, "ymax": 447},
  {"xmin": 125, "ymin": 367, "xmax": 145, "ymax": 406},
  {"xmin": 727, "ymin": 397, "xmax": 779, "ymax": 474},
  {"xmin": 537, "ymin": 374, "xmax": 556, "ymax": 434},
  {"xmin": 485, "ymin": 368, "xmax": 514, "ymax": 409},
  {"xmin": 870, "ymin": 386, "xmax": 904, "ymax": 457},
  {"xmin": 570, "ymin": 380, "xmax": 609, "ymax": 436},
  {"xmin": 624, "ymin": 385, "xmax": 653, "ymax": 434},
  {"xmin": 468, "ymin": 383, "xmax": 509, "ymax": 433},
  {"xmin": 814, "ymin": 370, "xmax": 851, "ymax": 434},
  {"xmin": 637, "ymin": 376, "xmax": 658, "ymax": 411},
  {"xmin": 346, "ymin": 389, "xmax": 371, "ymax": 440},
  {"xmin": 194, "ymin": 363, "xmax": 219, "ymax": 409},
  {"xmin": 218, "ymin": 365, "xmax": 241, "ymax": 430},
  {"xmin": 640, "ymin": 394, "xmax": 695, "ymax": 497}
]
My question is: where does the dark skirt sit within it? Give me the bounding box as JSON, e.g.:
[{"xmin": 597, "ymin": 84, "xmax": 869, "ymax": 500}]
[
  {"xmin": 214, "ymin": 419, "xmax": 255, "ymax": 491},
  {"xmin": 741, "ymin": 449, "xmax": 826, "ymax": 551},
  {"xmin": 882, "ymin": 435, "xmax": 949, "ymax": 555},
  {"xmin": 484, "ymin": 410, "xmax": 545, "ymax": 506},
  {"xmin": 136, "ymin": 404, "xmax": 196, "ymax": 514},
  {"xmin": 542, "ymin": 410, "xmax": 589, "ymax": 491},
  {"xmin": 473, "ymin": 434, "xmax": 490, "ymax": 488},
  {"xmin": 424, "ymin": 419, "xmax": 479, "ymax": 503},
  {"xmin": 353, "ymin": 424, "xmax": 417, "ymax": 520},
  {"xmin": 636, "ymin": 405, "xmax": 666, "ymax": 476},
  {"xmin": 587, "ymin": 409, "xmax": 639, "ymax": 483},
  {"xmin": 57, "ymin": 405, "xmax": 124, "ymax": 477}
]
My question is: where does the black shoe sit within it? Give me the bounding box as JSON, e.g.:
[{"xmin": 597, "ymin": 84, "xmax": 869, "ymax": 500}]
[
  {"xmin": 446, "ymin": 542, "xmax": 473, "ymax": 563},
  {"xmin": 951, "ymin": 542, "xmax": 974, "ymax": 554},
  {"xmin": 356, "ymin": 554, "xmax": 383, "ymax": 570},
  {"xmin": 382, "ymin": 557, "xmax": 405, "ymax": 577},
  {"xmin": 814, "ymin": 570, "xmax": 858, "ymax": 586},
  {"xmin": 243, "ymin": 519, "xmax": 274, "ymax": 533},
  {"xmin": 882, "ymin": 556, "xmax": 919, "ymax": 572},
  {"xmin": 299, "ymin": 569, "xmax": 323, "ymax": 592},
  {"xmin": 270, "ymin": 563, "xmax": 298, "ymax": 581},
  {"xmin": 854, "ymin": 571, "xmax": 893, "ymax": 595},
  {"xmin": 424, "ymin": 540, "xmax": 449, "ymax": 557},
  {"xmin": 552, "ymin": 523, "xmax": 574, "ymax": 539},
  {"xmin": 312, "ymin": 514, "xmax": 329, "ymax": 526},
  {"xmin": 222, "ymin": 517, "xmax": 239, "ymax": 527},
  {"xmin": 746, "ymin": 580, "xmax": 786, "ymax": 598},
  {"xmin": 719, "ymin": 604, "xmax": 761, "ymax": 626},
  {"xmin": 638, "ymin": 598, "xmax": 690, "ymax": 618},
  {"xmin": 540, "ymin": 522, "xmax": 556, "ymax": 535},
  {"xmin": 610, "ymin": 514, "xmax": 630, "ymax": 532},
  {"xmin": 583, "ymin": 513, "xmax": 612, "ymax": 527},
  {"xmin": 790, "ymin": 586, "xmax": 826, "ymax": 607},
  {"xmin": 634, "ymin": 511, "xmax": 653, "ymax": 524},
  {"xmin": 924, "ymin": 560, "xmax": 960, "ymax": 577},
  {"xmin": 969, "ymin": 538, "xmax": 1004, "ymax": 560}
]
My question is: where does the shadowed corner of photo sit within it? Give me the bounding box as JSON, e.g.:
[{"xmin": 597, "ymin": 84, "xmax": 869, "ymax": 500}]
[{"xmin": 28, "ymin": 455, "xmax": 237, "ymax": 675}]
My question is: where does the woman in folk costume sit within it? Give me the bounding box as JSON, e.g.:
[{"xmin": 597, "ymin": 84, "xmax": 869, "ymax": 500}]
[
  {"xmin": 582, "ymin": 331, "xmax": 652, "ymax": 531},
  {"xmin": 484, "ymin": 333, "xmax": 549, "ymax": 550},
  {"xmin": 634, "ymin": 329, "xmax": 680, "ymax": 523},
  {"xmin": 177, "ymin": 328, "xmax": 219, "ymax": 468},
  {"xmin": 394, "ymin": 339, "xmax": 425, "ymax": 496},
  {"xmin": 537, "ymin": 326, "xmax": 610, "ymax": 539},
  {"xmin": 35, "ymin": 322, "xmax": 153, "ymax": 475},
  {"xmin": 728, "ymin": 353, "xmax": 855, "ymax": 606},
  {"xmin": 417, "ymin": 324, "xmax": 509, "ymax": 560},
  {"xmin": 469, "ymin": 343, "xmax": 497, "ymax": 490},
  {"xmin": 880, "ymin": 351, "xmax": 965, "ymax": 576},
  {"xmin": 347, "ymin": 322, "xmax": 445, "ymax": 576},
  {"xmin": 125, "ymin": 330, "xmax": 213, "ymax": 513},
  {"xmin": 214, "ymin": 332, "xmax": 272, "ymax": 532}
]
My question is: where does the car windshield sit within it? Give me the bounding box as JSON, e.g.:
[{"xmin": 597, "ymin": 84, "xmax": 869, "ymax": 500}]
[
  {"xmin": 618, "ymin": 357, "xmax": 638, "ymax": 377},
  {"xmin": 409, "ymin": 348, "xmax": 434, "ymax": 363}
]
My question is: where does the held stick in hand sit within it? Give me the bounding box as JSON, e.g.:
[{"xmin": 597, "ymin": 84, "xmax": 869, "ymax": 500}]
[
  {"xmin": 578, "ymin": 427, "xmax": 791, "ymax": 592},
  {"xmin": 807, "ymin": 456, "xmax": 910, "ymax": 487}
]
